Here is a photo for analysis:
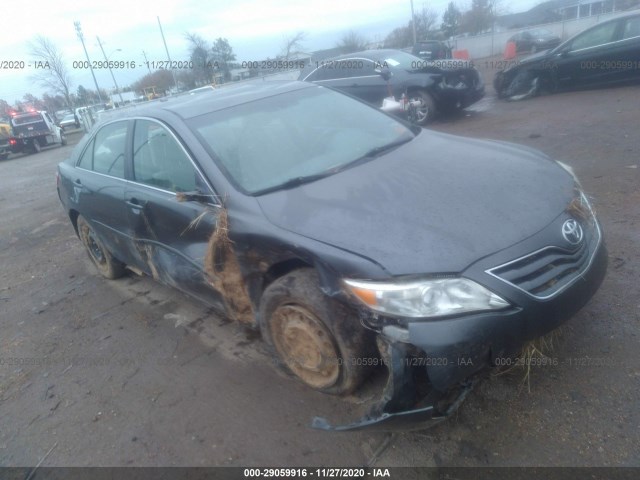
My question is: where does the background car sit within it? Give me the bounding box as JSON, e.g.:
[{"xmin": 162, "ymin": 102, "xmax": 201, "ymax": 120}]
[
  {"xmin": 508, "ymin": 28, "xmax": 562, "ymax": 53},
  {"xmin": 411, "ymin": 40, "xmax": 452, "ymax": 60},
  {"xmin": 59, "ymin": 113, "xmax": 79, "ymax": 130},
  {"xmin": 298, "ymin": 49, "xmax": 484, "ymax": 124},
  {"xmin": 57, "ymin": 81, "xmax": 606, "ymax": 430},
  {"xmin": 495, "ymin": 12, "xmax": 640, "ymax": 100}
]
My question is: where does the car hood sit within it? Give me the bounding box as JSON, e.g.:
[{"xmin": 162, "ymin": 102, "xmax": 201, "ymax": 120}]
[
  {"xmin": 256, "ymin": 130, "xmax": 575, "ymax": 276},
  {"xmin": 514, "ymin": 49, "xmax": 555, "ymax": 67}
]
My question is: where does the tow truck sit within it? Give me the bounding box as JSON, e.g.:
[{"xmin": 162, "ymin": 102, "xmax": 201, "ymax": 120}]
[
  {"xmin": 8, "ymin": 110, "xmax": 67, "ymax": 155},
  {"xmin": 0, "ymin": 121, "xmax": 10, "ymax": 160}
]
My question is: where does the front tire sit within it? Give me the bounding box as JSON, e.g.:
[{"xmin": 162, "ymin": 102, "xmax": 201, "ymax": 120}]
[
  {"xmin": 259, "ymin": 269, "xmax": 374, "ymax": 395},
  {"xmin": 504, "ymin": 71, "xmax": 540, "ymax": 101},
  {"xmin": 409, "ymin": 90, "xmax": 436, "ymax": 125},
  {"xmin": 77, "ymin": 215, "xmax": 126, "ymax": 279}
]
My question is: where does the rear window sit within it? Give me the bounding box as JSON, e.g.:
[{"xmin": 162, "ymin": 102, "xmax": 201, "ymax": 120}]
[{"xmin": 11, "ymin": 114, "xmax": 42, "ymax": 126}]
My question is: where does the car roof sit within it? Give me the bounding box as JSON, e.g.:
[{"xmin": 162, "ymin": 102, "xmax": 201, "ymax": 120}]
[
  {"xmin": 327, "ymin": 49, "xmax": 416, "ymax": 62},
  {"xmin": 97, "ymin": 81, "xmax": 314, "ymax": 123}
]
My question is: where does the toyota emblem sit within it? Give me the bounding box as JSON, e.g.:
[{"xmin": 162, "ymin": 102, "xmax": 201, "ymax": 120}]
[{"xmin": 562, "ymin": 218, "xmax": 584, "ymax": 245}]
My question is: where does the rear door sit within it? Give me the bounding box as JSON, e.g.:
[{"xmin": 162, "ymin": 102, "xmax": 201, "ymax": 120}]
[
  {"xmin": 72, "ymin": 119, "xmax": 133, "ymax": 265},
  {"xmin": 123, "ymin": 118, "xmax": 225, "ymax": 309}
]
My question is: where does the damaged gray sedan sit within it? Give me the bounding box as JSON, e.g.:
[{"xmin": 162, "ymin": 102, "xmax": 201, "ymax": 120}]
[{"xmin": 57, "ymin": 81, "xmax": 607, "ymax": 431}]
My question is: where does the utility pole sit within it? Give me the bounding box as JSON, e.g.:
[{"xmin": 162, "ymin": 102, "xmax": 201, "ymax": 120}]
[
  {"xmin": 410, "ymin": 0, "xmax": 417, "ymax": 45},
  {"xmin": 142, "ymin": 50, "xmax": 152, "ymax": 74},
  {"xmin": 157, "ymin": 16, "xmax": 179, "ymax": 93},
  {"xmin": 97, "ymin": 36, "xmax": 124, "ymax": 106},
  {"xmin": 74, "ymin": 21, "xmax": 103, "ymax": 103}
]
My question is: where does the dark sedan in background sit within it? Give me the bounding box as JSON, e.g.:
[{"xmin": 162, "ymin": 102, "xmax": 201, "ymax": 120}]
[
  {"xmin": 299, "ymin": 49, "xmax": 484, "ymax": 124},
  {"xmin": 508, "ymin": 28, "xmax": 562, "ymax": 53},
  {"xmin": 411, "ymin": 40, "xmax": 452, "ymax": 60},
  {"xmin": 57, "ymin": 81, "xmax": 606, "ymax": 430},
  {"xmin": 496, "ymin": 12, "xmax": 640, "ymax": 100}
]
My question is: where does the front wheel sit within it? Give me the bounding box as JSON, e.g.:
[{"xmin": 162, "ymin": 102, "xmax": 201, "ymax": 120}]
[
  {"xmin": 259, "ymin": 269, "xmax": 374, "ymax": 395},
  {"xmin": 77, "ymin": 215, "xmax": 126, "ymax": 279},
  {"xmin": 408, "ymin": 90, "xmax": 436, "ymax": 125},
  {"xmin": 60, "ymin": 131, "xmax": 67, "ymax": 146},
  {"xmin": 503, "ymin": 71, "xmax": 540, "ymax": 101}
]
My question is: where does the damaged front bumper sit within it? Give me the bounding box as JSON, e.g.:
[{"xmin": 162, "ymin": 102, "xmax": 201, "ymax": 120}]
[
  {"xmin": 312, "ymin": 337, "xmax": 478, "ymax": 431},
  {"xmin": 313, "ymin": 239, "xmax": 607, "ymax": 432}
]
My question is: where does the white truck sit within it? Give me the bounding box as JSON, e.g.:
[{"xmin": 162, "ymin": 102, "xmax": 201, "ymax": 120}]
[{"xmin": 8, "ymin": 110, "xmax": 67, "ymax": 155}]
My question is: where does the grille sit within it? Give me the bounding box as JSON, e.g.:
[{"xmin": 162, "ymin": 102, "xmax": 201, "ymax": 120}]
[{"xmin": 487, "ymin": 219, "xmax": 601, "ymax": 300}]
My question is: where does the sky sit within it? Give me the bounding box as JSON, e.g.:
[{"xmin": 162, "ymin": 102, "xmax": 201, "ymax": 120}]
[{"xmin": 0, "ymin": 0, "xmax": 540, "ymax": 104}]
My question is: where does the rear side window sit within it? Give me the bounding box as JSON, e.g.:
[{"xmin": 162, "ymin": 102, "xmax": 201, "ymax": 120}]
[
  {"xmin": 132, "ymin": 119, "xmax": 198, "ymax": 193},
  {"xmin": 622, "ymin": 17, "xmax": 640, "ymax": 39},
  {"xmin": 77, "ymin": 121, "xmax": 127, "ymax": 179}
]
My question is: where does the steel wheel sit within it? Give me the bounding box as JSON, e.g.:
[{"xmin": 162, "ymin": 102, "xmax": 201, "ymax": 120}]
[
  {"xmin": 270, "ymin": 304, "xmax": 340, "ymax": 389},
  {"xmin": 77, "ymin": 215, "xmax": 126, "ymax": 279},
  {"xmin": 259, "ymin": 269, "xmax": 374, "ymax": 395}
]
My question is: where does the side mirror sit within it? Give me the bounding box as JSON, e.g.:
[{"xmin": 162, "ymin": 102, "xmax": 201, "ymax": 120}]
[{"xmin": 378, "ymin": 69, "xmax": 392, "ymax": 81}]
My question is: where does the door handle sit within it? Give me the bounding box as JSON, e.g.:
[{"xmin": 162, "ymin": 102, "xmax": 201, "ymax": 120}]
[
  {"xmin": 73, "ymin": 179, "xmax": 82, "ymax": 186},
  {"xmin": 126, "ymin": 198, "xmax": 147, "ymax": 210}
]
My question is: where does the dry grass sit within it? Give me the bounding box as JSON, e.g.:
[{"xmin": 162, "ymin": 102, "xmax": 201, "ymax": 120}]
[{"xmin": 495, "ymin": 327, "xmax": 563, "ymax": 392}]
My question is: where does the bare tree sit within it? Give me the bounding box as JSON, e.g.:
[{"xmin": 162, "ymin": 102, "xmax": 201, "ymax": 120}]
[
  {"xmin": 281, "ymin": 31, "xmax": 306, "ymax": 60},
  {"xmin": 336, "ymin": 30, "xmax": 368, "ymax": 53},
  {"xmin": 185, "ymin": 32, "xmax": 214, "ymax": 86},
  {"xmin": 28, "ymin": 36, "xmax": 73, "ymax": 108}
]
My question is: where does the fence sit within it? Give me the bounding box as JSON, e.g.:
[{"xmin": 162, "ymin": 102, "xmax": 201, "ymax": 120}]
[{"xmin": 451, "ymin": 9, "xmax": 638, "ymax": 59}]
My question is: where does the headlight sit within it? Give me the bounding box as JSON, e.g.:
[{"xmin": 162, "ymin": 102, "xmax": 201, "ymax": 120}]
[{"xmin": 343, "ymin": 277, "xmax": 509, "ymax": 319}]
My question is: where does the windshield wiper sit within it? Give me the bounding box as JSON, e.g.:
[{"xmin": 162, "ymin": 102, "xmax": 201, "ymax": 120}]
[
  {"xmin": 255, "ymin": 172, "xmax": 336, "ymax": 195},
  {"xmin": 254, "ymin": 137, "xmax": 414, "ymax": 196},
  {"xmin": 356, "ymin": 136, "xmax": 414, "ymax": 160}
]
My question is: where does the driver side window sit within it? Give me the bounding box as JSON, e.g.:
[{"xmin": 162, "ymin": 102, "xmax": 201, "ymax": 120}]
[
  {"xmin": 569, "ymin": 21, "xmax": 618, "ymax": 51},
  {"xmin": 132, "ymin": 119, "xmax": 199, "ymax": 193}
]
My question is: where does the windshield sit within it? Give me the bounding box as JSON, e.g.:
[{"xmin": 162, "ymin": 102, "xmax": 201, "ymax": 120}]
[{"xmin": 188, "ymin": 86, "xmax": 415, "ymax": 195}]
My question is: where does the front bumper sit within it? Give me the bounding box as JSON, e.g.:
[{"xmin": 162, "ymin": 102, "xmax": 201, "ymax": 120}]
[
  {"xmin": 408, "ymin": 238, "xmax": 607, "ymax": 390},
  {"xmin": 314, "ymin": 215, "xmax": 607, "ymax": 431}
]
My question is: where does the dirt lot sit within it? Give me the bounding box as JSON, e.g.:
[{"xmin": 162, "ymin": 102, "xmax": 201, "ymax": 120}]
[{"xmin": 1, "ymin": 81, "xmax": 639, "ymax": 468}]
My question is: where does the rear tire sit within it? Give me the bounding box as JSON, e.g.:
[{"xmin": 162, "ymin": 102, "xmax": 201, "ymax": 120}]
[
  {"xmin": 259, "ymin": 269, "xmax": 374, "ymax": 395},
  {"xmin": 77, "ymin": 215, "xmax": 126, "ymax": 280},
  {"xmin": 60, "ymin": 131, "xmax": 67, "ymax": 146},
  {"xmin": 32, "ymin": 140, "xmax": 41, "ymax": 154}
]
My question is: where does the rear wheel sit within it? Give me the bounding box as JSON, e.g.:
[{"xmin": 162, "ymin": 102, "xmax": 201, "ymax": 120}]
[
  {"xmin": 32, "ymin": 140, "xmax": 41, "ymax": 154},
  {"xmin": 259, "ymin": 269, "xmax": 374, "ymax": 395},
  {"xmin": 77, "ymin": 215, "xmax": 126, "ymax": 279},
  {"xmin": 60, "ymin": 130, "xmax": 67, "ymax": 146}
]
